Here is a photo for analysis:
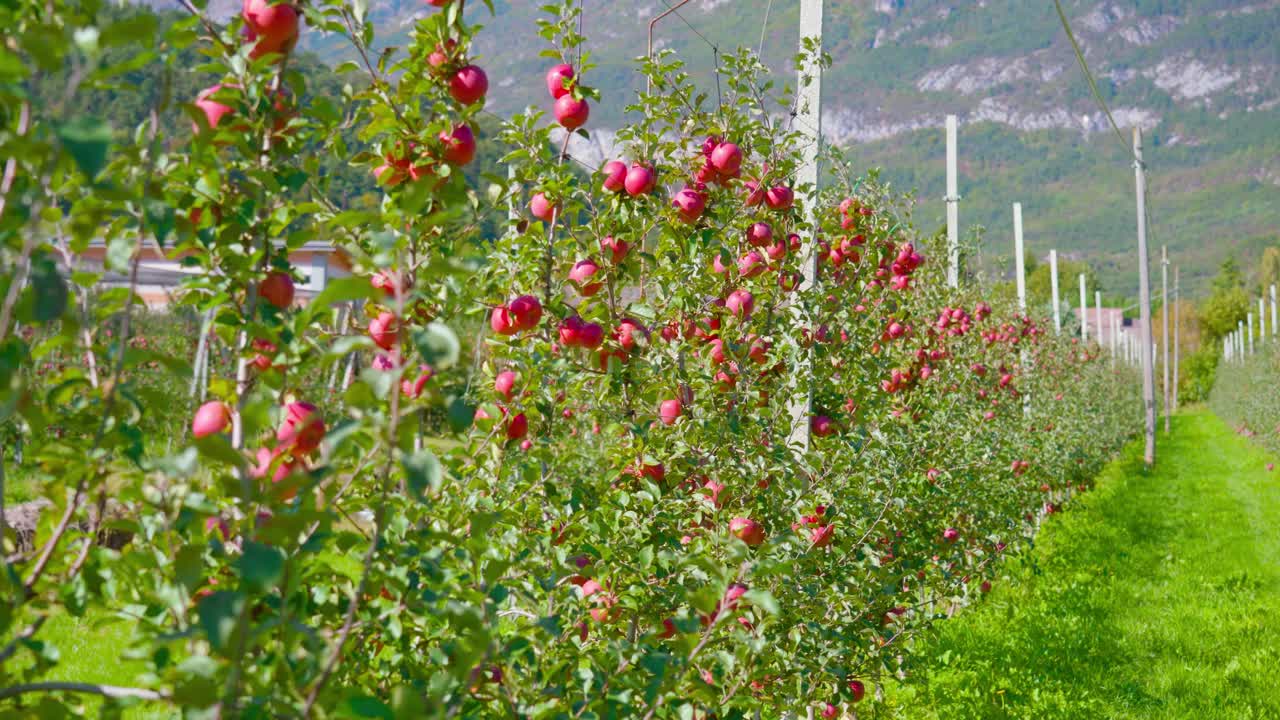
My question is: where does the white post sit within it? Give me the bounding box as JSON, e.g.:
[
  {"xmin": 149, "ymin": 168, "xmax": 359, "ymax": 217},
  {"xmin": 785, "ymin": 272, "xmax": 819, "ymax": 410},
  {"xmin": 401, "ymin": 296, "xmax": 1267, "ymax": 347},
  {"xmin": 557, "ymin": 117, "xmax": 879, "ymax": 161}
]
[
  {"xmin": 1079, "ymin": 273, "xmax": 1088, "ymax": 343},
  {"xmin": 1238, "ymin": 321, "xmax": 1246, "ymax": 358},
  {"xmin": 1095, "ymin": 290, "xmax": 1104, "ymax": 347},
  {"xmin": 1248, "ymin": 313, "xmax": 1255, "ymax": 354},
  {"xmin": 1260, "ymin": 297, "xmax": 1267, "ymax": 343},
  {"xmin": 1271, "ymin": 284, "xmax": 1278, "ymax": 338},
  {"xmin": 1013, "ymin": 203, "xmax": 1026, "ymax": 313},
  {"xmin": 789, "ymin": 0, "xmax": 824, "ymax": 453},
  {"xmin": 1049, "ymin": 249, "xmax": 1061, "ymax": 333},
  {"xmin": 1133, "ymin": 127, "xmax": 1156, "ymax": 466},
  {"xmin": 1161, "ymin": 246, "xmax": 1170, "ymax": 431},
  {"xmin": 1173, "ymin": 267, "xmax": 1180, "ymax": 411},
  {"xmin": 946, "ymin": 115, "xmax": 960, "ymax": 288}
]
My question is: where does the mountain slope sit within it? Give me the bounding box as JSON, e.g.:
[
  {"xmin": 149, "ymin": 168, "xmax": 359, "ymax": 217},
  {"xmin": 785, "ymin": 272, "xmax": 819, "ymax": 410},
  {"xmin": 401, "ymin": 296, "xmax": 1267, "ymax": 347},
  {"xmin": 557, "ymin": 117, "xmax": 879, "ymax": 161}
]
[{"xmin": 157, "ymin": 0, "xmax": 1280, "ymax": 296}]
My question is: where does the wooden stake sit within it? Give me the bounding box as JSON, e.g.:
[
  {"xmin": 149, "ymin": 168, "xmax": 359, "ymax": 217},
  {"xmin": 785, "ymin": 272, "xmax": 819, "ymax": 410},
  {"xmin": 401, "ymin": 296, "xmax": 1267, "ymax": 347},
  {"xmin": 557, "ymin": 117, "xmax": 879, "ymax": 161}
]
[{"xmin": 1133, "ymin": 128, "xmax": 1156, "ymax": 466}]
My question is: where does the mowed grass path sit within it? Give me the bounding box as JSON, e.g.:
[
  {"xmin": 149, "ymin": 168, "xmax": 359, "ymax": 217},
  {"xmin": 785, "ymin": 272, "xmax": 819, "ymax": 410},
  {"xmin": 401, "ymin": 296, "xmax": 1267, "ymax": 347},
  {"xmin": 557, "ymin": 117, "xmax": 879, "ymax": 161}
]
[{"xmin": 886, "ymin": 409, "xmax": 1280, "ymax": 720}]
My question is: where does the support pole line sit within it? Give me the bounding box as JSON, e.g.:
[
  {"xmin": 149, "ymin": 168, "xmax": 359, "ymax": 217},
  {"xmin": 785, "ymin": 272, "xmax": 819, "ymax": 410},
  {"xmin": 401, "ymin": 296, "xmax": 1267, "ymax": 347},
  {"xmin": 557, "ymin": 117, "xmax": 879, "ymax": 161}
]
[
  {"xmin": 1049, "ymin": 249, "xmax": 1061, "ymax": 333},
  {"xmin": 1173, "ymin": 266, "xmax": 1180, "ymax": 412},
  {"xmin": 945, "ymin": 115, "xmax": 960, "ymax": 288},
  {"xmin": 1161, "ymin": 245, "xmax": 1170, "ymax": 433},
  {"xmin": 1079, "ymin": 273, "xmax": 1088, "ymax": 343},
  {"xmin": 787, "ymin": 0, "xmax": 823, "ymax": 454},
  {"xmin": 1133, "ymin": 127, "xmax": 1156, "ymax": 466}
]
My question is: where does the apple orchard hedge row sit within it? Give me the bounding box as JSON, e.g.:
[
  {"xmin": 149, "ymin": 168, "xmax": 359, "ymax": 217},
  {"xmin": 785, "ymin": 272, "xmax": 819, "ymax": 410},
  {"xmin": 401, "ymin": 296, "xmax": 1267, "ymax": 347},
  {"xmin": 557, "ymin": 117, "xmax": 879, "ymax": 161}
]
[
  {"xmin": 1211, "ymin": 341, "xmax": 1280, "ymax": 456},
  {"xmin": 0, "ymin": 1, "xmax": 1138, "ymax": 717}
]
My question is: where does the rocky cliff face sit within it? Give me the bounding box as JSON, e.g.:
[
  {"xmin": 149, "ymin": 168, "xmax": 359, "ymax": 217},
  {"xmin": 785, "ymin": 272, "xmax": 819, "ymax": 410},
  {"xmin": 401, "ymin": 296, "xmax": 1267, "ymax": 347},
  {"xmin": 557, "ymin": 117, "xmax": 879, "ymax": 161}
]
[{"xmin": 150, "ymin": 1, "xmax": 1278, "ymax": 148}]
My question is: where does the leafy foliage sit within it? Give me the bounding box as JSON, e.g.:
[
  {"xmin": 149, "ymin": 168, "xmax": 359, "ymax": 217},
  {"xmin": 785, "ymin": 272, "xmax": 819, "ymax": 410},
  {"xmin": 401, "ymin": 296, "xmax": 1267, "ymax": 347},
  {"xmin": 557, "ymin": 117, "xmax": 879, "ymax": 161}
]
[{"xmin": 0, "ymin": 1, "xmax": 1139, "ymax": 717}]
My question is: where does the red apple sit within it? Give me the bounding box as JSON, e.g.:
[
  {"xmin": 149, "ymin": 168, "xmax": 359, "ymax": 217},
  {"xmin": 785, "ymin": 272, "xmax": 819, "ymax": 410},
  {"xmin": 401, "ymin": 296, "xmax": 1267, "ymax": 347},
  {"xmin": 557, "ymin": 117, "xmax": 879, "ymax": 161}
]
[
  {"xmin": 506, "ymin": 412, "xmax": 528, "ymax": 441},
  {"xmin": 672, "ymin": 188, "xmax": 706, "ymax": 223},
  {"xmin": 495, "ymin": 370, "xmax": 517, "ymax": 401},
  {"xmin": 729, "ymin": 517, "xmax": 765, "ymax": 546},
  {"xmin": 554, "ymin": 95, "xmax": 589, "ymax": 129},
  {"xmin": 848, "ymin": 679, "xmax": 865, "ymax": 703},
  {"xmin": 725, "ymin": 289, "xmax": 754, "ymax": 320},
  {"xmin": 490, "ymin": 306, "xmax": 518, "ymax": 336},
  {"xmin": 277, "ymin": 401, "xmax": 324, "ymax": 454},
  {"xmin": 943, "ymin": 527, "xmax": 959, "ymax": 543},
  {"xmin": 545, "ymin": 63, "xmax": 575, "ymax": 98},
  {"xmin": 402, "ymin": 365, "xmax": 434, "ymax": 399},
  {"xmin": 600, "ymin": 235, "xmax": 629, "ymax": 263},
  {"xmin": 601, "ymin": 160, "xmax": 627, "ymax": 193},
  {"xmin": 509, "ymin": 295, "xmax": 542, "ymax": 331},
  {"xmin": 242, "ymin": 0, "xmax": 299, "ymax": 59},
  {"xmin": 659, "ymin": 399, "xmax": 682, "ymax": 426},
  {"xmin": 746, "ymin": 222, "xmax": 773, "ymax": 247},
  {"xmin": 449, "ymin": 65, "xmax": 488, "ymax": 105},
  {"xmin": 369, "ymin": 312, "xmax": 399, "ymax": 351},
  {"xmin": 765, "ymin": 185, "xmax": 794, "ymax": 210},
  {"xmin": 624, "ymin": 164, "xmax": 655, "ymax": 196},
  {"xmin": 530, "ymin": 192, "xmax": 559, "ymax": 222},
  {"xmin": 709, "ymin": 142, "xmax": 742, "ymax": 176},
  {"xmin": 439, "ymin": 124, "xmax": 476, "ymax": 165},
  {"xmin": 194, "ymin": 85, "xmax": 236, "ymax": 133},
  {"xmin": 811, "ymin": 415, "xmax": 837, "ymax": 437},
  {"xmin": 568, "ymin": 259, "xmax": 602, "ymax": 296},
  {"xmin": 613, "ymin": 318, "xmax": 647, "ymax": 353},
  {"xmin": 738, "ymin": 251, "xmax": 765, "ymax": 278},
  {"xmin": 258, "ymin": 271, "xmax": 294, "ymax": 309},
  {"xmin": 192, "ymin": 401, "xmax": 231, "ymax": 438}
]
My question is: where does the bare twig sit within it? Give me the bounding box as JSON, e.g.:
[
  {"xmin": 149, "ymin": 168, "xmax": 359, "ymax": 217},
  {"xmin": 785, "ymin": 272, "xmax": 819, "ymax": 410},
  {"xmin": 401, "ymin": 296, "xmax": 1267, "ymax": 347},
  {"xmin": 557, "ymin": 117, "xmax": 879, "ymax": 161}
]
[{"xmin": 0, "ymin": 681, "xmax": 167, "ymax": 702}]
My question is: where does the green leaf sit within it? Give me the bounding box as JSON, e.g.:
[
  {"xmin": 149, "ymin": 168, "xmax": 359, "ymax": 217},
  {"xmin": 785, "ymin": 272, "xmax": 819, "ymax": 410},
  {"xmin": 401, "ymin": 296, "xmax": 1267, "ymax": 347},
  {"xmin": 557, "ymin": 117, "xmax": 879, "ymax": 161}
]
[
  {"xmin": 106, "ymin": 235, "xmax": 133, "ymax": 273},
  {"xmin": 58, "ymin": 116, "xmax": 112, "ymax": 180},
  {"xmin": 145, "ymin": 198, "xmax": 175, "ymax": 247},
  {"xmin": 446, "ymin": 396, "xmax": 474, "ymax": 432},
  {"xmin": 402, "ymin": 450, "xmax": 442, "ymax": 499},
  {"xmin": 412, "ymin": 322, "xmax": 460, "ymax": 370},
  {"xmin": 238, "ymin": 541, "xmax": 285, "ymax": 592},
  {"xmin": 28, "ymin": 256, "xmax": 67, "ymax": 323},
  {"xmin": 305, "ymin": 276, "xmax": 376, "ymax": 315},
  {"xmin": 194, "ymin": 435, "xmax": 248, "ymax": 472},
  {"xmin": 326, "ymin": 335, "xmax": 374, "ymax": 360},
  {"xmin": 196, "ymin": 591, "xmax": 244, "ymax": 653},
  {"xmin": 744, "ymin": 589, "xmax": 780, "ymax": 615},
  {"xmin": 341, "ymin": 696, "xmax": 392, "ymax": 720}
]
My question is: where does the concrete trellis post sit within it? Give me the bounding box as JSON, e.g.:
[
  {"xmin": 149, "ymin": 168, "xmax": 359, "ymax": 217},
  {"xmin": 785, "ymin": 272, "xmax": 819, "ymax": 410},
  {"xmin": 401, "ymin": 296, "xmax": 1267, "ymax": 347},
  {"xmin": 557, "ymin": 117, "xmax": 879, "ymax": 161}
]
[
  {"xmin": 946, "ymin": 115, "xmax": 960, "ymax": 288},
  {"xmin": 1161, "ymin": 246, "xmax": 1170, "ymax": 431},
  {"xmin": 1049, "ymin": 249, "xmax": 1061, "ymax": 333},
  {"xmin": 787, "ymin": 0, "xmax": 824, "ymax": 453},
  {"xmin": 1013, "ymin": 204, "xmax": 1027, "ymax": 312},
  {"xmin": 1095, "ymin": 290, "xmax": 1103, "ymax": 347},
  {"xmin": 1173, "ymin": 267, "xmax": 1180, "ymax": 411},
  {"xmin": 1133, "ymin": 127, "xmax": 1156, "ymax": 466},
  {"xmin": 1271, "ymin": 284, "xmax": 1278, "ymax": 338},
  {"xmin": 1248, "ymin": 313, "xmax": 1255, "ymax": 355},
  {"xmin": 1079, "ymin": 274, "xmax": 1088, "ymax": 343},
  {"xmin": 1260, "ymin": 297, "xmax": 1267, "ymax": 343}
]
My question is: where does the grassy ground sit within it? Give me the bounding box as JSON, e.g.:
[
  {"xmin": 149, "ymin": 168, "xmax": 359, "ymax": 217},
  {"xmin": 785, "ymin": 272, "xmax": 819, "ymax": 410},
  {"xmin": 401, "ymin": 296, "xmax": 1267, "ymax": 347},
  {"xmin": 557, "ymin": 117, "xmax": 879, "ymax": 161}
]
[{"xmin": 882, "ymin": 408, "xmax": 1280, "ymax": 719}]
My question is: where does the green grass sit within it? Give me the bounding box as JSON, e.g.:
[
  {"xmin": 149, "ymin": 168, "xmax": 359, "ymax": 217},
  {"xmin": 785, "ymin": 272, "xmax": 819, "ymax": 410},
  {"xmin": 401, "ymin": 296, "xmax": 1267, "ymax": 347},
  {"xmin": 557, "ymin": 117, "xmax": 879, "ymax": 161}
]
[{"xmin": 883, "ymin": 408, "xmax": 1280, "ymax": 719}]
